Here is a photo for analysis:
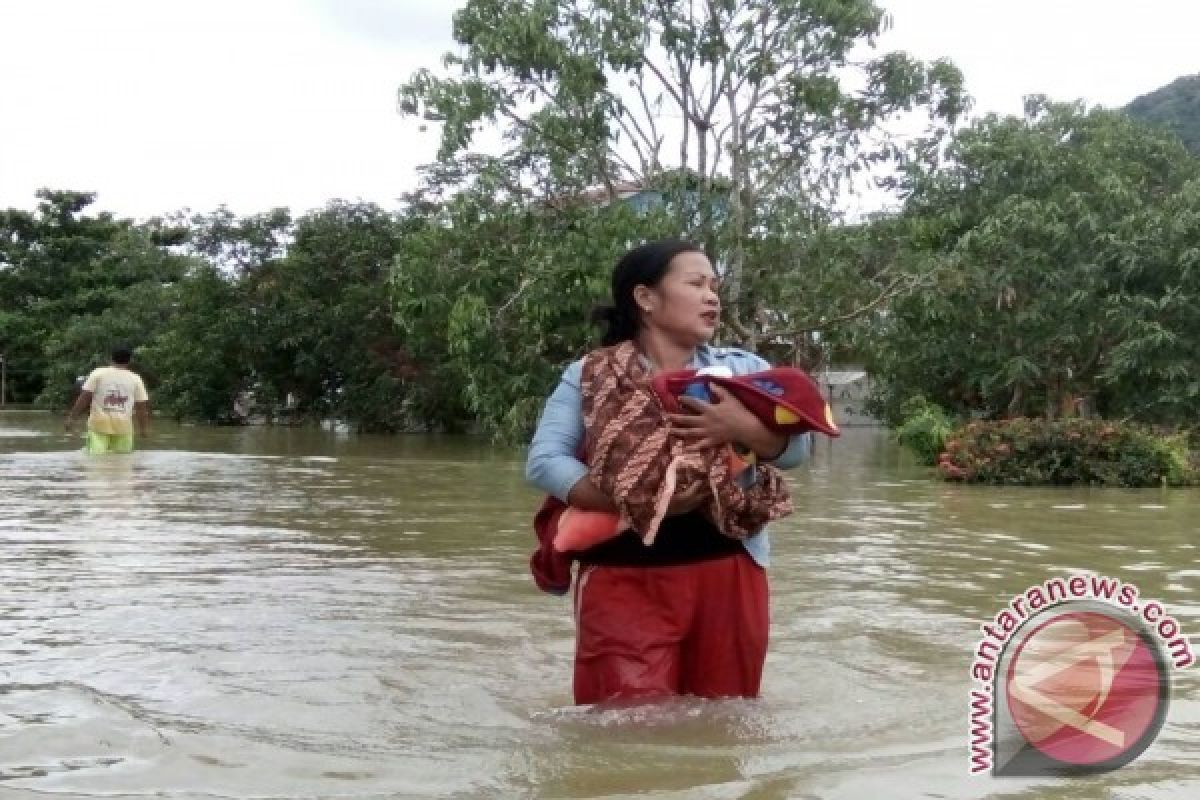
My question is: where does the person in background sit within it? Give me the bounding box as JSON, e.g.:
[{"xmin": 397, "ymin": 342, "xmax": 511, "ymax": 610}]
[
  {"xmin": 525, "ymin": 240, "xmax": 812, "ymax": 705},
  {"xmin": 64, "ymin": 346, "xmax": 151, "ymax": 454}
]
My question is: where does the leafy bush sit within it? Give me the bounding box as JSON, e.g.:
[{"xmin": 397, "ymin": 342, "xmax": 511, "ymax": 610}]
[
  {"xmin": 894, "ymin": 396, "xmax": 956, "ymax": 465},
  {"xmin": 934, "ymin": 418, "xmax": 1198, "ymax": 487}
]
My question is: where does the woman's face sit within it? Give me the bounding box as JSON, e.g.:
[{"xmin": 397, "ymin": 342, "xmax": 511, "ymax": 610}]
[{"xmin": 635, "ymin": 251, "xmax": 721, "ymax": 345}]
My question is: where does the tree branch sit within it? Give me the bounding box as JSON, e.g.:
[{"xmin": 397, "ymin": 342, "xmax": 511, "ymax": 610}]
[
  {"xmin": 612, "ymin": 100, "xmax": 654, "ymax": 179},
  {"xmin": 609, "ymin": 148, "xmax": 643, "ymax": 183},
  {"xmin": 700, "ymin": 0, "xmax": 743, "ymax": 122},
  {"xmin": 709, "ymin": 119, "xmax": 734, "ymax": 182},
  {"xmin": 772, "ymin": 273, "xmax": 933, "ymax": 336},
  {"xmin": 642, "ymin": 55, "xmax": 695, "ymax": 124},
  {"xmin": 494, "ymin": 275, "xmax": 534, "ymax": 329},
  {"xmin": 634, "ymin": 75, "xmax": 664, "ymax": 171}
]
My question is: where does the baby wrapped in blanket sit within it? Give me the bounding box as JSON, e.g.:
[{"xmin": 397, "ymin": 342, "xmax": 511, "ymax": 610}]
[{"xmin": 554, "ymin": 340, "xmax": 839, "ymax": 552}]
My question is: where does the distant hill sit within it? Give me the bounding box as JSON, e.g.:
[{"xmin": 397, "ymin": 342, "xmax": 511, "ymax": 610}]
[{"xmin": 1125, "ymin": 74, "xmax": 1200, "ymax": 155}]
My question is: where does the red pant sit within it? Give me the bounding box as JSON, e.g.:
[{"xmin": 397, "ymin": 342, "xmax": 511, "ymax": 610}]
[{"xmin": 572, "ymin": 553, "xmax": 769, "ymax": 704}]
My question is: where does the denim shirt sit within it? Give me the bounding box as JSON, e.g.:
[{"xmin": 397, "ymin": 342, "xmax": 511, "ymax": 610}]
[{"xmin": 524, "ymin": 344, "xmax": 812, "ymax": 567}]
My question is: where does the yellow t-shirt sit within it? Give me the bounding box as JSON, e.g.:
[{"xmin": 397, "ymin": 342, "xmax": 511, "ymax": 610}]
[{"xmin": 82, "ymin": 366, "xmax": 149, "ymax": 435}]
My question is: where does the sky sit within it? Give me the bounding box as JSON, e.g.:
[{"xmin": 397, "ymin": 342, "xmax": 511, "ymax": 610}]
[{"xmin": 0, "ymin": 0, "xmax": 1196, "ymax": 221}]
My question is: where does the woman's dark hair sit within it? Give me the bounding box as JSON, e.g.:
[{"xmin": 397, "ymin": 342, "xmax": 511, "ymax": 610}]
[
  {"xmin": 111, "ymin": 345, "xmax": 133, "ymax": 365},
  {"xmin": 592, "ymin": 239, "xmax": 705, "ymax": 346}
]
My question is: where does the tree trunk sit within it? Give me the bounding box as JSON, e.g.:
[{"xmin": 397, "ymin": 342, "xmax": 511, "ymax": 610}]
[{"xmin": 1006, "ymin": 384, "xmax": 1025, "ymax": 418}]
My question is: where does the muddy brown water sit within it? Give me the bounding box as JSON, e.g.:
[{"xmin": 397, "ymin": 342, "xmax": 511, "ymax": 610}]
[{"xmin": 1, "ymin": 412, "xmax": 1196, "ymax": 798}]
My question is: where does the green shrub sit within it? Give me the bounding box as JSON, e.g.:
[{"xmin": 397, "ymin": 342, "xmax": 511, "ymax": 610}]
[
  {"xmin": 934, "ymin": 418, "xmax": 1198, "ymax": 487},
  {"xmin": 894, "ymin": 396, "xmax": 956, "ymax": 466}
]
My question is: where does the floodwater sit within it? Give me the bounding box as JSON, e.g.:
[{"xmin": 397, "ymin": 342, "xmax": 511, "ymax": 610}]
[{"xmin": 1, "ymin": 411, "xmax": 1196, "ymax": 799}]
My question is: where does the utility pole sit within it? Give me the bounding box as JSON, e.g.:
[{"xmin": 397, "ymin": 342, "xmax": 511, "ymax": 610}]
[{"xmin": 0, "ymin": 354, "xmax": 6, "ymax": 409}]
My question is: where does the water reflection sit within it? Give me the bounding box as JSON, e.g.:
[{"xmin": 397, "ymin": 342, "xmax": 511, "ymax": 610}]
[{"xmin": 0, "ymin": 413, "xmax": 1196, "ymax": 798}]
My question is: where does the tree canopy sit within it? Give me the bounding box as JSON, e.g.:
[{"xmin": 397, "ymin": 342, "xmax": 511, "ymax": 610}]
[
  {"xmin": 866, "ymin": 98, "xmax": 1200, "ymax": 427},
  {"xmin": 6, "ymin": 11, "xmax": 1198, "ymax": 446},
  {"xmin": 0, "ymin": 194, "xmax": 415, "ymax": 432},
  {"xmin": 399, "ymin": 0, "xmax": 966, "ymax": 345}
]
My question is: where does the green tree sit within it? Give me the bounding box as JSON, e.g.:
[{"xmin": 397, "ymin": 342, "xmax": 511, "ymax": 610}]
[
  {"xmin": 140, "ymin": 263, "xmax": 253, "ymax": 422},
  {"xmin": 0, "ymin": 190, "xmax": 188, "ymax": 405},
  {"xmin": 184, "ymin": 206, "xmax": 293, "ymax": 274},
  {"xmin": 399, "ymin": 0, "xmax": 966, "ymax": 348},
  {"xmin": 868, "ymin": 98, "xmax": 1200, "ymax": 426},
  {"xmin": 393, "ymin": 184, "xmax": 679, "ymax": 438},
  {"xmin": 244, "ymin": 202, "xmax": 410, "ymax": 431}
]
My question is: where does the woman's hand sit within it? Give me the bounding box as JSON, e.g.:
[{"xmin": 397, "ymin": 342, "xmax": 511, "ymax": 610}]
[
  {"xmin": 668, "ymin": 384, "xmax": 758, "ymax": 450},
  {"xmin": 668, "ymin": 384, "xmax": 787, "ymax": 459}
]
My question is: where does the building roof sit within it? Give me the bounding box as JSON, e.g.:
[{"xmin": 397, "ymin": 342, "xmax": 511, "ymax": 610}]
[
  {"xmin": 816, "ymin": 369, "xmax": 867, "ymax": 386},
  {"xmin": 544, "ymin": 181, "xmax": 646, "ymax": 210}
]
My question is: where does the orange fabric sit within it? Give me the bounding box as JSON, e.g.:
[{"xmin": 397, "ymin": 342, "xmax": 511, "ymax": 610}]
[{"xmin": 553, "ymin": 507, "xmax": 624, "ymax": 553}]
